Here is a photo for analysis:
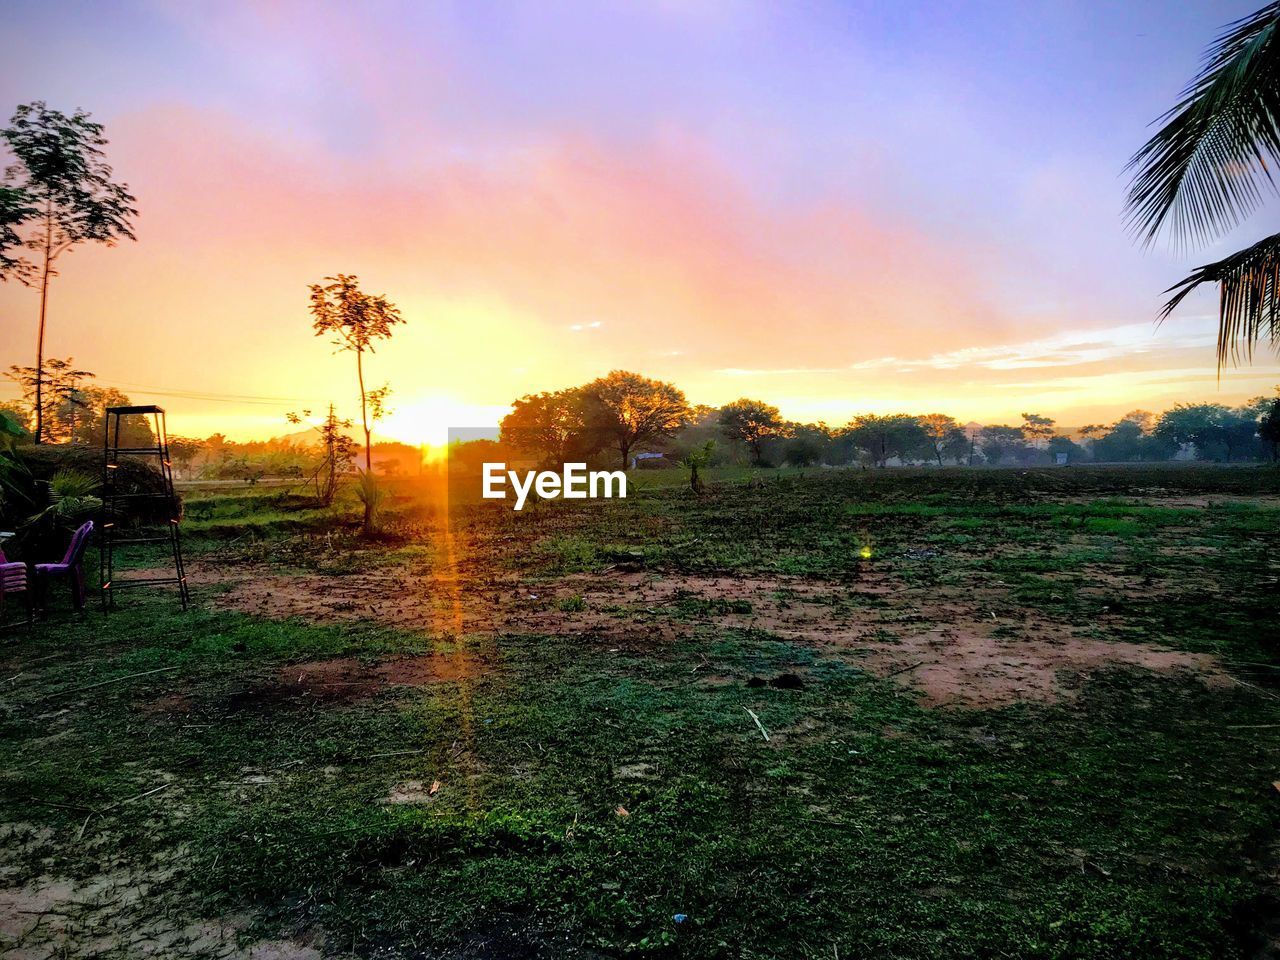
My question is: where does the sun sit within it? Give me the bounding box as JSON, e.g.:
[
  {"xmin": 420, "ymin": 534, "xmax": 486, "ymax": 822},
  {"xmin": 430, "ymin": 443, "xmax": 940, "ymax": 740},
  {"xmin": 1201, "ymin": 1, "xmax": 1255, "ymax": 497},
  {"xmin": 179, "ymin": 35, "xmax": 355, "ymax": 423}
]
[{"xmin": 379, "ymin": 395, "xmax": 511, "ymax": 452}]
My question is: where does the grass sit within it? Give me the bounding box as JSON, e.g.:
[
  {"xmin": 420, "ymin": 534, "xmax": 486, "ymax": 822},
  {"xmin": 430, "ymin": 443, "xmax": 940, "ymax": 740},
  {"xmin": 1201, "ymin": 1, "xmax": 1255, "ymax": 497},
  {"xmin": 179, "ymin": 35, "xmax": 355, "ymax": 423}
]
[{"xmin": 3, "ymin": 464, "xmax": 1279, "ymax": 958}]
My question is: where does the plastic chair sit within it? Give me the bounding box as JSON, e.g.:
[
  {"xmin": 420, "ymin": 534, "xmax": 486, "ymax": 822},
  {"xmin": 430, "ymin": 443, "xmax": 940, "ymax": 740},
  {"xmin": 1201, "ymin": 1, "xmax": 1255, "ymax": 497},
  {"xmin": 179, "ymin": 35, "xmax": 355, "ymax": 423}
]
[
  {"xmin": 35, "ymin": 520, "xmax": 94, "ymax": 613},
  {"xmin": 0, "ymin": 545, "xmax": 32, "ymax": 625}
]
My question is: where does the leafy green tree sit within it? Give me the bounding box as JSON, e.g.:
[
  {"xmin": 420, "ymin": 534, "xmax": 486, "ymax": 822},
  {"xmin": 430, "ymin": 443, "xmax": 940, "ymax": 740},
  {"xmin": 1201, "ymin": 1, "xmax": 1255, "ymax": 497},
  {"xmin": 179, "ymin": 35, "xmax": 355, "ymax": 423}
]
[
  {"xmin": 683, "ymin": 440, "xmax": 716, "ymax": 494},
  {"xmin": 2, "ymin": 103, "xmax": 137, "ymax": 442},
  {"xmin": 581, "ymin": 371, "xmax": 690, "ymax": 468},
  {"xmin": 843, "ymin": 414, "xmax": 928, "ymax": 467},
  {"xmin": 978, "ymin": 425, "xmax": 1027, "ymax": 466},
  {"xmin": 782, "ymin": 423, "xmax": 831, "ymax": 467},
  {"xmin": 717, "ymin": 398, "xmax": 785, "ymax": 465},
  {"xmin": 940, "ymin": 426, "xmax": 973, "ymax": 465},
  {"xmin": 1092, "ymin": 419, "xmax": 1144, "ymax": 462},
  {"xmin": 1125, "ymin": 5, "xmax": 1280, "ymax": 365},
  {"xmin": 1152, "ymin": 403, "xmax": 1258, "ymax": 461}
]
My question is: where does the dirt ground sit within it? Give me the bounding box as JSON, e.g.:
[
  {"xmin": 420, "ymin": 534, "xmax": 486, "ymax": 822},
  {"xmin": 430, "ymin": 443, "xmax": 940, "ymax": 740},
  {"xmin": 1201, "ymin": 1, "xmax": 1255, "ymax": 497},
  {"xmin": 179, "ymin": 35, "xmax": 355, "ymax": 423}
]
[
  {"xmin": 138, "ymin": 560, "xmax": 1229, "ymax": 711},
  {"xmin": 0, "ymin": 826, "xmax": 323, "ymax": 960}
]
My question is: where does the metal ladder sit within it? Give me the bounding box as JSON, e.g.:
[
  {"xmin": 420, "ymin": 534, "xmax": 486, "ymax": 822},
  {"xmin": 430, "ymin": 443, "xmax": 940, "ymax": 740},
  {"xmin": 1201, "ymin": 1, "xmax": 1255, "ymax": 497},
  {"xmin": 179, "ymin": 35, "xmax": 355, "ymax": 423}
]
[{"xmin": 100, "ymin": 405, "xmax": 190, "ymax": 610}]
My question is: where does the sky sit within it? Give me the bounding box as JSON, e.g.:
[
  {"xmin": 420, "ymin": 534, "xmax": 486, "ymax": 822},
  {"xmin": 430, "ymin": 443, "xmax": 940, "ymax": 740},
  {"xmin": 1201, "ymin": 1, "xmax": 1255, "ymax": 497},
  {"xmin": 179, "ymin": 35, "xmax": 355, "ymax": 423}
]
[{"xmin": 2, "ymin": 0, "xmax": 1279, "ymax": 444}]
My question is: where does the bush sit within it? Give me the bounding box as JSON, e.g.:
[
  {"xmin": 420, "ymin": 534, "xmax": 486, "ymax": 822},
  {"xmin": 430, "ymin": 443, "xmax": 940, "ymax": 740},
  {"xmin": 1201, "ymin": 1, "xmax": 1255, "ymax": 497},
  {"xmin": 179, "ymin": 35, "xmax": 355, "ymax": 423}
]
[{"xmin": 0, "ymin": 444, "xmax": 171, "ymax": 560}]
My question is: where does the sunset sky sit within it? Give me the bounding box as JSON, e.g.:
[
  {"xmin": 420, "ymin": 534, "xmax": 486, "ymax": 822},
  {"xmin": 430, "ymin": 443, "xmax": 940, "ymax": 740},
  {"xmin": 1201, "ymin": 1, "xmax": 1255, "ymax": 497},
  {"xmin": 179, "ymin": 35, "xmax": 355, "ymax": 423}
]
[{"xmin": 3, "ymin": 0, "xmax": 1279, "ymax": 444}]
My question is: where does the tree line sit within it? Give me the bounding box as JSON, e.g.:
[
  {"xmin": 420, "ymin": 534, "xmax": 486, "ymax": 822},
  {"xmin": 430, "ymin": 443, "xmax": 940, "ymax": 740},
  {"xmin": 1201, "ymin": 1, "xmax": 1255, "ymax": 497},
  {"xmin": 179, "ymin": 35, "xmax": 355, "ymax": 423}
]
[{"xmin": 497, "ymin": 372, "xmax": 1280, "ymax": 468}]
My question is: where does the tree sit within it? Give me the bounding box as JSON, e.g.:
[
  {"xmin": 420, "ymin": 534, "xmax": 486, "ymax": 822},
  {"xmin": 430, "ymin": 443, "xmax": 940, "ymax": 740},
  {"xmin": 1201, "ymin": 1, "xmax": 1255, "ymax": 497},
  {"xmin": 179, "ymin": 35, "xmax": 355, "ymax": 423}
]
[
  {"xmin": 1125, "ymin": 5, "xmax": 1280, "ymax": 366},
  {"xmin": 1155, "ymin": 403, "xmax": 1236, "ymax": 460},
  {"xmin": 1259, "ymin": 397, "xmax": 1280, "ymax": 460},
  {"xmin": 500, "ymin": 389, "xmax": 595, "ymax": 466},
  {"xmin": 1046, "ymin": 435, "xmax": 1086, "ymax": 463},
  {"xmin": 940, "ymin": 426, "xmax": 973, "ymax": 465},
  {"xmin": 0, "ymin": 185, "xmax": 35, "ymax": 282},
  {"xmin": 683, "ymin": 440, "xmax": 715, "ymax": 494},
  {"xmin": 3, "ymin": 103, "xmax": 137, "ymax": 443},
  {"xmin": 782, "ymin": 423, "xmax": 832, "ymax": 467},
  {"xmin": 1020, "ymin": 412, "xmax": 1056, "ymax": 445},
  {"xmin": 167, "ymin": 437, "xmax": 205, "ymax": 479},
  {"xmin": 718, "ymin": 398, "xmax": 784, "ymax": 465},
  {"xmin": 69, "ymin": 386, "xmax": 153, "ymax": 448},
  {"xmin": 1092, "ymin": 419, "xmax": 1146, "ymax": 462},
  {"xmin": 581, "ymin": 371, "xmax": 690, "ymax": 468},
  {"xmin": 1079, "ymin": 424, "xmax": 1108, "ymax": 441},
  {"xmin": 6, "ymin": 357, "xmax": 93, "ymax": 443},
  {"xmin": 287, "ymin": 405, "xmax": 356, "ymax": 505},
  {"xmin": 1118, "ymin": 410, "xmax": 1156, "ymax": 433},
  {"xmin": 308, "ymin": 274, "xmax": 403, "ymax": 532},
  {"xmin": 979, "ymin": 425, "xmax": 1027, "ymax": 466},
  {"xmin": 919, "ymin": 413, "xmax": 961, "ymax": 466},
  {"xmin": 843, "ymin": 414, "xmax": 928, "ymax": 467}
]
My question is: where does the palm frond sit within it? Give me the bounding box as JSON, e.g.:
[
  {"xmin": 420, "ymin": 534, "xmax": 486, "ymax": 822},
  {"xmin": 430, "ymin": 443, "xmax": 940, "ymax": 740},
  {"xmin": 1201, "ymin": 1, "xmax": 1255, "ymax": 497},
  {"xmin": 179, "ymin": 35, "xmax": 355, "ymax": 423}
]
[
  {"xmin": 1125, "ymin": 2, "xmax": 1280, "ymax": 247},
  {"xmin": 1161, "ymin": 231, "xmax": 1280, "ymax": 365}
]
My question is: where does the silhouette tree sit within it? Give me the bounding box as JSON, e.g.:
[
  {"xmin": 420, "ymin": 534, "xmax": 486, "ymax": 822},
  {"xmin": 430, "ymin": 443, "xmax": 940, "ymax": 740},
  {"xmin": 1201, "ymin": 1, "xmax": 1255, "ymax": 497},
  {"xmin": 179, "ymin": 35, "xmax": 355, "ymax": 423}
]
[
  {"xmin": 1020, "ymin": 412, "xmax": 1056, "ymax": 445},
  {"xmin": 843, "ymin": 414, "xmax": 928, "ymax": 467},
  {"xmin": 308, "ymin": 274, "xmax": 403, "ymax": 532},
  {"xmin": 1259, "ymin": 397, "xmax": 1280, "ymax": 460},
  {"xmin": 940, "ymin": 426, "xmax": 973, "ymax": 465},
  {"xmin": 0, "ymin": 185, "xmax": 35, "ymax": 281},
  {"xmin": 500, "ymin": 389, "xmax": 595, "ymax": 466},
  {"xmin": 6, "ymin": 358, "xmax": 93, "ymax": 443},
  {"xmin": 2, "ymin": 103, "xmax": 137, "ymax": 442},
  {"xmin": 783, "ymin": 423, "xmax": 832, "ymax": 466},
  {"xmin": 978, "ymin": 425, "xmax": 1028, "ymax": 466},
  {"xmin": 1125, "ymin": 4, "xmax": 1280, "ymax": 365},
  {"xmin": 1154, "ymin": 403, "xmax": 1251, "ymax": 460},
  {"xmin": 581, "ymin": 371, "xmax": 690, "ymax": 468},
  {"xmin": 167, "ymin": 437, "xmax": 205, "ymax": 480},
  {"xmin": 718, "ymin": 398, "xmax": 784, "ymax": 465}
]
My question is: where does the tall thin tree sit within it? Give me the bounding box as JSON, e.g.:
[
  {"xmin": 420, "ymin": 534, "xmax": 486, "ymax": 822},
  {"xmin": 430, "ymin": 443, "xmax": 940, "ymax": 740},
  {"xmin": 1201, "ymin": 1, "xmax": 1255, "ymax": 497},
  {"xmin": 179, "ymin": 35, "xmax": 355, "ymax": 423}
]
[
  {"xmin": 308, "ymin": 274, "xmax": 403, "ymax": 532},
  {"xmin": 2, "ymin": 102, "xmax": 137, "ymax": 442}
]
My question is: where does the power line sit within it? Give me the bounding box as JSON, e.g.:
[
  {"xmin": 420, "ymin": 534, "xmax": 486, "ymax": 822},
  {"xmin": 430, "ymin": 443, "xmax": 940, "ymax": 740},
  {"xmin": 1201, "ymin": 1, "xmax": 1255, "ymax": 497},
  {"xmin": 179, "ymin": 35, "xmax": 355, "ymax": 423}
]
[{"xmin": 91, "ymin": 377, "xmax": 311, "ymax": 405}]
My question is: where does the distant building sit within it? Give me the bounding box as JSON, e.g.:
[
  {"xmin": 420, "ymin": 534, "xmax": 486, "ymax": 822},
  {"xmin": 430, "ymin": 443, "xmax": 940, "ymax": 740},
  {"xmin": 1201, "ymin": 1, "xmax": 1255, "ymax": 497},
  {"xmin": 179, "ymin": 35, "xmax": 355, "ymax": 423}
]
[{"xmin": 630, "ymin": 452, "xmax": 669, "ymax": 469}]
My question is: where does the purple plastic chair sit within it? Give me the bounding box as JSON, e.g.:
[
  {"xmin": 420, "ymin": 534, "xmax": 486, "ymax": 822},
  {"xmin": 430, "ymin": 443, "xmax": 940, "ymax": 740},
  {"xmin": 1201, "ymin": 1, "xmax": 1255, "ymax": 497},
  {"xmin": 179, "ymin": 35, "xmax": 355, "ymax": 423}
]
[
  {"xmin": 35, "ymin": 520, "xmax": 94, "ymax": 613},
  {"xmin": 0, "ymin": 545, "xmax": 32, "ymax": 625}
]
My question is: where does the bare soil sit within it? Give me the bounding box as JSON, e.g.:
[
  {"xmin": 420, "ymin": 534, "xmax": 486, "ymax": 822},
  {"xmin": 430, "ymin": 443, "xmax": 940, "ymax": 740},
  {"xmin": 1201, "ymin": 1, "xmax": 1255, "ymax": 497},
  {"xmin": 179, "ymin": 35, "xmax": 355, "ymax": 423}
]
[
  {"xmin": 139, "ymin": 562, "xmax": 1228, "ymax": 710},
  {"xmin": 0, "ymin": 825, "xmax": 323, "ymax": 960}
]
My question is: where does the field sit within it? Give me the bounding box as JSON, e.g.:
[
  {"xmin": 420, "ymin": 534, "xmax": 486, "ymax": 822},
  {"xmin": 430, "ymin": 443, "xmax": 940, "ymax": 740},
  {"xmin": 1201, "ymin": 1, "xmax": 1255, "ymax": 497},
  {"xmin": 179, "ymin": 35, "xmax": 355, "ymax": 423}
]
[{"xmin": 2, "ymin": 465, "xmax": 1280, "ymax": 959}]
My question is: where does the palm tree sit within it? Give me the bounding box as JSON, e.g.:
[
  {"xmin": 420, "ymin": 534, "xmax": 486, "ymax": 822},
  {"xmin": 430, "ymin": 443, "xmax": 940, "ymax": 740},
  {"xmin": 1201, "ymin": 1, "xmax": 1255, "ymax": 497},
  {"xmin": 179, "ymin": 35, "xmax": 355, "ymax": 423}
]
[{"xmin": 1125, "ymin": 2, "xmax": 1280, "ymax": 366}]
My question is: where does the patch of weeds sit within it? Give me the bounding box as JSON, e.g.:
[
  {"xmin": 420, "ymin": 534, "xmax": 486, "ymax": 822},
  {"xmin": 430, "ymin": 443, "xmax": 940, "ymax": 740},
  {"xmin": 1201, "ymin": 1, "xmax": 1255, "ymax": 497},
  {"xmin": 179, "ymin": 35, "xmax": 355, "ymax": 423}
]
[{"xmin": 672, "ymin": 592, "xmax": 753, "ymax": 617}]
